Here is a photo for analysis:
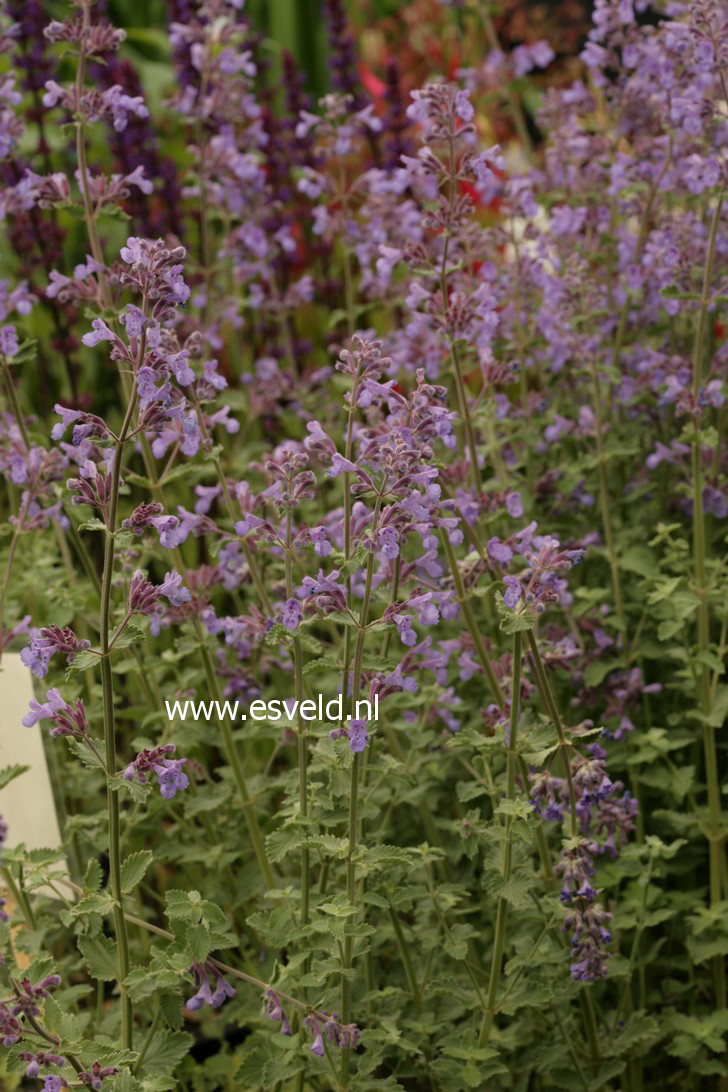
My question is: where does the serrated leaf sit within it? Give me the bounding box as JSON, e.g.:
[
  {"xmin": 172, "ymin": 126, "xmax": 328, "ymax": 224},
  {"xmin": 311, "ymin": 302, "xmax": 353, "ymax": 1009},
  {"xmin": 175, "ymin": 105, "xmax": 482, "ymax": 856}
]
[
  {"xmin": 78, "ymin": 935, "xmax": 119, "ymax": 981},
  {"xmin": 185, "ymin": 923, "xmax": 211, "ymax": 963},
  {"xmin": 165, "ymin": 889, "xmax": 202, "ymax": 921},
  {"xmin": 65, "ymin": 648, "xmax": 100, "ymax": 676},
  {"xmin": 483, "ymin": 869, "xmax": 534, "ymax": 909},
  {"xmin": 0, "ymin": 764, "xmax": 29, "ymax": 791},
  {"xmin": 68, "ymin": 891, "xmax": 115, "ymax": 919},
  {"xmin": 495, "ymin": 592, "xmax": 535, "ymax": 633},
  {"xmin": 68, "ymin": 736, "xmax": 106, "ymax": 769},
  {"xmin": 84, "ymin": 858, "xmax": 103, "ymax": 893},
  {"xmin": 158, "ymin": 993, "xmax": 184, "ymax": 1030},
  {"xmin": 142, "ymin": 1031, "xmax": 194, "ymax": 1076},
  {"xmin": 613, "ymin": 1011, "xmax": 662, "ymax": 1055},
  {"xmin": 266, "ymin": 824, "xmax": 305, "ymax": 863},
  {"xmin": 112, "ymin": 624, "xmax": 146, "ymax": 652},
  {"xmin": 121, "ymin": 851, "xmax": 153, "ymax": 894},
  {"xmin": 109, "ymin": 1072, "xmax": 140, "ymax": 1092}
]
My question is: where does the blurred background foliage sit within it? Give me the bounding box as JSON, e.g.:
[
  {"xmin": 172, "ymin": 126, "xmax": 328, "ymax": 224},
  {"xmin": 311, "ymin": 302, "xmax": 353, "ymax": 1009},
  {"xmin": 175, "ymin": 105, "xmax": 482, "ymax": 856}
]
[
  {"xmin": 97, "ymin": 1, "xmax": 593, "ymax": 112},
  {"xmin": 3, "ymin": 0, "xmax": 595, "ymax": 422}
]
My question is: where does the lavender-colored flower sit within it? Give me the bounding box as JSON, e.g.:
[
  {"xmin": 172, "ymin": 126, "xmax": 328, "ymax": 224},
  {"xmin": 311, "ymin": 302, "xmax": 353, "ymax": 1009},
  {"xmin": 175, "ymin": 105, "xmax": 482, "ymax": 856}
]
[
  {"xmin": 506, "ymin": 492, "xmax": 524, "ymax": 518},
  {"xmin": 348, "ymin": 719, "xmax": 369, "ymax": 752},
  {"xmin": 20, "ymin": 625, "xmax": 90, "ymax": 678},
  {"xmin": 265, "ymin": 988, "xmax": 292, "ymax": 1035},
  {"xmin": 304, "ymin": 1013, "xmax": 326, "ymax": 1056},
  {"xmin": 78, "ymin": 1061, "xmax": 119, "ymax": 1090},
  {"xmin": 0, "ymin": 1003, "xmax": 22, "ymax": 1047},
  {"xmin": 394, "ymin": 613, "xmax": 417, "ymax": 647},
  {"xmin": 151, "ymin": 514, "xmax": 189, "ymax": 549},
  {"xmin": 282, "ymin": 598, "xmax": 300, "ymax": 631},
  {"xmin": 19, "ymin": 1052, "xmax": 65, "ymax": 1080},
  {"xmin": 123, "ymin": 744, "xmax": 190, "ymax": 799},
  {"xmin": 378, "ymin": 526, "xmax": 400, "ymax": 559},
  {"xmin": 43, "ymin": 1076, "xmax": 68, "ymax": 1092},
  {"xmin": 23, "ymin": 689, "xmax": 88, "ymax": 738},
  {"xmin": 0, "ymin": 324, "xmax": 19, "ymax": 356},
  {"xmin": 185, "ymin": 961, "xmax": 236, "ymax": 1011},
  {"xmin": 128, "ymin": 570, "xmax": 191, "ymax": 615},
  {"xmin": 122, "ymin": 501, "xmax": 164, "ymax": 534},
  {"xmin": 310, "ymin": 526, "xmax": 332, "ymax": 557}
]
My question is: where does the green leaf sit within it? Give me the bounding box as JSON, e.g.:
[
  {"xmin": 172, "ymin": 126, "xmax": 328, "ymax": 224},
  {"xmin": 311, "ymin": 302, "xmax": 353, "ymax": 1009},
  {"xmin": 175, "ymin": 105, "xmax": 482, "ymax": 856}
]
[
  {"xmin": 483, "ymin": 868, "xmax": 534, "ymax": 909},
  {"xmin": 158, "ymin": 993, "xmax": 184, "ymax": 1030},
  {"xmin": 707, "ymin": 687, "xmax": 728, "ymax": 729},
  {"xmin": 68, "ymin": 891, "xmax": 116, "ymax": 919},
  {"xmin": 78, "ymin": 935, "xmax": 119, "ymax": 981},
  {"xmin": 584, "ymin": 659, "xmax": 620, "ymax": 687},
  {"xmin": 142, "ymin": 1031, "xmax": 194, "ymax": 1076},
  {"xmin": 661, "ymin": 284, "xmax": 700, "ymax": 301},
  {"xmin": 0, "ymin": 764, "xmax": 29, "ymax": 791},
  {"xmin": 68, "ymin": 736, "xmax": 106, "ymax": 769},
  {"xmin": 121, "ymin": 851, "xmax": 153, "ymax": 894},
  {"xmin": 112, "ymin": 624, "xmax": 146, "ymax": 652},
  {"xmin": 165, "ymin": 889, "xmax": 202, "ymax": 922},
  {"xmin": 84, "ymin": 858, "xmax": 103, "ymax": 893},
  {"xmin": 613, "ymin": 1011, "xmax": 662, "ymax": 1056},
  {"xmin": 620, "ymin": 546, "xmax": 657, "ymax": 578},
  {"xmin": 266, "ymin": 824, "xmax": 305, "ymax": 863},
  {"xmin": 495, "ymin": 592, "xmax": 535, "ymax": 633},
  {"xmin": 109, "ymin": 1071, "xmax": 140, "ymax": 1092},
  {"xmin": 185, "ymin": 923, "xmax": 211, "ymax": 964},
  {"xmin": 65, "ymin": 648, "xmax": 100, "ymax": 676}
]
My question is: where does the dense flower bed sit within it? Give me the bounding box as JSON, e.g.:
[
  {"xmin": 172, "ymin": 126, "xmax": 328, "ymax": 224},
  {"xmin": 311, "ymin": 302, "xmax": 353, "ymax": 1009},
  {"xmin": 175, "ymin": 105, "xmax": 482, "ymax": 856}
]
[{"xmin": 0, "ymin": 0, "xmax": 726, "ymax": 1088}]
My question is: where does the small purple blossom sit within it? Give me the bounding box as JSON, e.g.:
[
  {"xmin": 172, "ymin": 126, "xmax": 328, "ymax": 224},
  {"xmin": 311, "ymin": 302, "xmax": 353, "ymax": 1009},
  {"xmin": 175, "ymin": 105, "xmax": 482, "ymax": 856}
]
[
  {"xmin": 282, "ymin": 598, "xmax": 300, "ymax": 630},
  {"xmin": 123, "ymin": 744, "xmax": 190, "ymax": 798}
]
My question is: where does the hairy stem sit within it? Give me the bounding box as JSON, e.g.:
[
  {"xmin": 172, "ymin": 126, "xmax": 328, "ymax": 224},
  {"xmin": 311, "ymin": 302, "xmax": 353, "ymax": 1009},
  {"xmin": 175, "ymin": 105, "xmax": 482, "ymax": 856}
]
[
  {"xmin": 691, "ymin": 190, "xmax": 726, "ymax": 1007},
  {"xmin": 100, "ymin": 394, "xmax": 138, "ymax": 1050},
  {"xmin": 285, "ymin": 507, "xmax": 310, "ymax": 940},
  {"xmin": 341, "ymin": 494, "xmax": 381, "ymax": 1083},
  {"xmin": 526, "ymin": 630, "xmax": 577, "ymax": 830},
  {"xmin": 479, "ymin": 630, "xmax": 521, "ymax": 1045},
  {"xmin": 441, "ymin": 530, "xmax": 504, "ymax": 705}
]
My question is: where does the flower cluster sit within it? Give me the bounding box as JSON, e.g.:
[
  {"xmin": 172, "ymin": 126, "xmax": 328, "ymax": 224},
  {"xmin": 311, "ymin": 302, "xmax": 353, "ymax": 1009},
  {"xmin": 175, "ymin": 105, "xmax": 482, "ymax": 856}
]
[
  {"xmin": 123, "ymin": 744, "xmax": 190, "ymax": 799},
  {"xmin": 185, "ymin": 961, "xmax": 236, "ymax": 1011}
]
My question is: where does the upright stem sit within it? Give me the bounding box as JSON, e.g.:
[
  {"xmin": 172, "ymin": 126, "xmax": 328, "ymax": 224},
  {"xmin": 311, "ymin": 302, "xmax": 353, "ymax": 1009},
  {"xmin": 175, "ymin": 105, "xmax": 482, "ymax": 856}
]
[
  {"xmin": 690, "ymin": 191, "xmax": 726, "ymax": 1007},
  {"xmin": 526, "ymin": 631, "xmax": 577, "ymax": 830},
  {"xmin": 479, "ymin": 630, "xmax": 521, "ymax": 1046},
  {"xmin": 285, "ymin": 508, "xmax": 310, "ymax": 936},
  {"xmin": 1, "ymin": 361, "xmax": 30, "ymax": 450},
  {"xmin": 588, "ymin": 359, "xmax": 626, "ymax": 634},
  {"xmin": 441, "ymin": 136, "xmax": 481, "ymax": 491},
  {"xmin": 191, "ymin": 399, "xmax": 271, "ymax": 615},
  {"xmin": 341, "ymin": 495, "xmax": 381, "ymax": 1084},
  {"xmin": 74, "ymin": 3, "xmax": 110, "ymax": 310},
  {"xmin": 337, "ymin": 180, "xmax": 357, "ymax": 719},
  {"xmin": 441, "ymin": 531, "xmax": 504, "ymax": 705},
  {"xmin": 100, "ymin": 393, "xmax": 138, "ymax": 1051},
  {"xmin": 340, "ymin": 381, "xmax": 358, "ymax": 720},
  {"xmin": 196, "ymin": 636, "xmax": 276, "ymax": 890}
]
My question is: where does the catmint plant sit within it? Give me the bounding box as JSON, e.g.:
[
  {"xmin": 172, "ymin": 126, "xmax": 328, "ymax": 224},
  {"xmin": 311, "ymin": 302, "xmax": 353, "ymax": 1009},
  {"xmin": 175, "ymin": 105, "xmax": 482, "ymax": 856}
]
[{"xmin": 0, "ymin": 0, "xmax": 725, "ymax": 1088}]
